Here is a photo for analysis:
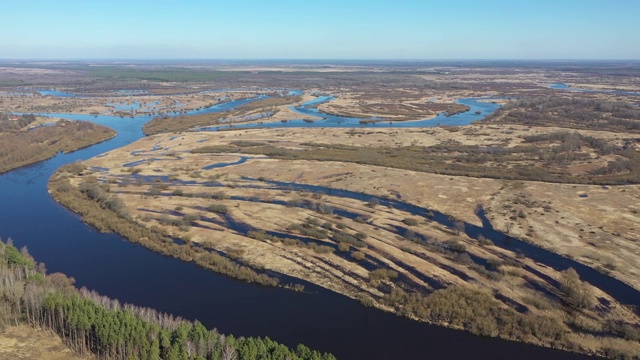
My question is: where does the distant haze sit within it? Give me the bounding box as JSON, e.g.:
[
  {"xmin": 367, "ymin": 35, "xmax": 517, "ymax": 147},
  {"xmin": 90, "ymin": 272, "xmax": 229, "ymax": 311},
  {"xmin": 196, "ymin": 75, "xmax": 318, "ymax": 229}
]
[{"xmin": 2, "ymin": 0, "xmax": 639, "ymax": 60}]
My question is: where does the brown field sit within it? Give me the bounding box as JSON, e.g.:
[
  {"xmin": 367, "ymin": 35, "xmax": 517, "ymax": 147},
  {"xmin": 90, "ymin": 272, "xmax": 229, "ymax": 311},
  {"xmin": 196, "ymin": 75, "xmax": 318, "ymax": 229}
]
[
  {"xmin": 316, "ymin": 91, "xmax": 444, "ymax": 120},
  {"xmin": 82, "ymin": 126, "xmax": 640, "ymax": 292},
  {"xmin": 0, "ymin": 91, "xmax": 261, "ymax": 117},
  {"xmin": 60, "ymin": 124, "xmax": 640, "ymax": 357},
  {"xmin": 0, "ymin": 326, "xmax": 89, "ymax": 360},
  {"xmin": 5, "ymin": 60, "xmax": 640, "ymax": 357}
]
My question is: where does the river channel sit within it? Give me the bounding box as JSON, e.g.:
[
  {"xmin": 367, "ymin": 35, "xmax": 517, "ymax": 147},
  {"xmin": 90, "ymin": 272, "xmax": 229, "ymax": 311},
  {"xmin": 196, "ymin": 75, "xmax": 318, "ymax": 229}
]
[{"xmin": 0, "ymin": 94, "xmax": 598, "ymax": 359}]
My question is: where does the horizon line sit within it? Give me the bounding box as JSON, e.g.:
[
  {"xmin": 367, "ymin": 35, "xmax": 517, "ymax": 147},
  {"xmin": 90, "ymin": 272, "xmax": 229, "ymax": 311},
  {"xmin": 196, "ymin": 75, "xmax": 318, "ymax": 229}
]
[{"xmin": 1, "ymin": 58, "xmax": 640, "ymax": 62}]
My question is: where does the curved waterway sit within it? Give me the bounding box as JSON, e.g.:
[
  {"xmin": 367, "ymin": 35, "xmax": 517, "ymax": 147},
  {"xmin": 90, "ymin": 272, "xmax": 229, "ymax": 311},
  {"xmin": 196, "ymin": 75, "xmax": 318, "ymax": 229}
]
[
  {"xmin": 0, "ymin": 97, "xmax": 597, "ymax": 359},
  {"xmin": 201, "ymin": 97, "xmax": 500, "ymax": 131},
  {"xmin": 250, "ymin": 180, "xmax": 639, "ymax": 310},
  {"xmin": 549, "ymin": 83, "xmax": 640, "ymax": 97}
]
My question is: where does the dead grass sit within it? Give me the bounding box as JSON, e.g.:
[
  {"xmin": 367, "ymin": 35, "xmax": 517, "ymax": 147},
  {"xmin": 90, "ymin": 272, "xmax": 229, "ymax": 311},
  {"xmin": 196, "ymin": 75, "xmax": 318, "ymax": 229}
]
[
  {"xmin": 72, "ymin": 128, "xmax": 639, "ymax": 354},
  {"xmin": 0, "ymin": 326, "xmax": 89, "ymax": 360},
  {"xmin": 83, "ymin": 126, "xmax": 640, "ymax": 294}
]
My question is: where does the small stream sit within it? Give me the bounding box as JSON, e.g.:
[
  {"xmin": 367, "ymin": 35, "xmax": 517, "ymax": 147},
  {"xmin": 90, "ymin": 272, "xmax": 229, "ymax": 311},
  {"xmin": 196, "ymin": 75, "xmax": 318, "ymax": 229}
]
[
  {"xmin": 549, "ymin": 83, "xmax": 640, "ymax": 97},
  {"xmin": 251, "ymin": 179, "xmax": 640, "ymax": 310}
]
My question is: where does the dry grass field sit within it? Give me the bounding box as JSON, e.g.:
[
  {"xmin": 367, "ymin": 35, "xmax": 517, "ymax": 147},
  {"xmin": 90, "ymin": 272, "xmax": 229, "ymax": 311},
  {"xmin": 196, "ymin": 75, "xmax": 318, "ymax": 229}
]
[
  {"xmin": 53, "ymin": 123, "xmax": 640, "ymax": 357},
  {"xmin": 0, "ymin": 90, "xmax": 261, "ymax": 117},
  {"xmin": 0, "ymin": 326, "xmax": 89, "ymax": 360},
  {"xmin": 4, "ymin": 60, "xmax": 638, "ymax": 357},
  {"xmin": 79, "ymin": 126, "xmax": 640, "ymax": 291}
]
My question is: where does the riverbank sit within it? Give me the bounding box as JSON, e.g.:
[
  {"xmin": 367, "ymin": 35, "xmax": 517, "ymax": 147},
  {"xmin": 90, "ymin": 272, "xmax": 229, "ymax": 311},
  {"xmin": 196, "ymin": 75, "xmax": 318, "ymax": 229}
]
[
  {"xmin": 0, "ymin": 118, "xmax": 116, "ymax": 174},
  {"xmin": 54, "ymin": 126, "xmax": 640, "ymax": 359},
  {"xmin": 0, "ymin": 89, "xmax": 262, "ymax": 117},
  {"xmin": 0, "ymin": 239, "xmax": 335, "ymax": 360},
  {"xmin": 6, "ymin": 60, "xmax": 640, "ymax": 359}
]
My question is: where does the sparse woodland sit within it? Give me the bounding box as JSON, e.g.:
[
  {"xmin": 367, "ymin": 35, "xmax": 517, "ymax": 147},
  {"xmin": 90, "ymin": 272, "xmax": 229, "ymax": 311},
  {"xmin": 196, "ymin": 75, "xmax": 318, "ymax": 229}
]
[
  {"xmin": 485, "ymin": 98, "xmax": 640, "ymax": 132},
  {"xmin": 191, "ymin": 130, "xmax": 640, "ymax": 185},
  {"xmin": 0, "ymin": 117, "xmax": 116, "ymax": 173}
]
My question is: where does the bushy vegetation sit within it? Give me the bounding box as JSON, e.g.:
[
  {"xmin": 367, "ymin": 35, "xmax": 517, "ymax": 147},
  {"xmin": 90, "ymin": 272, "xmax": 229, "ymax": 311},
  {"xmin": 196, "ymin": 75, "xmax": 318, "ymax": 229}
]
[
  {"xmin": 207, "ymin": 204, "xmax": 229, "ymax": 214},
  {"xmin": 402, "ymin": 218, "xmax": 419, "ymax": 226},
  {"xmin": 381, "ymin": 283, "xmax": 640, "ymax": 358},
  {"xmin": 192, "ymin": 133, "xmax": 640, "ymax": 184},
  {"xmin": 248, "ymin": 230, "xmax": 334, "ymax": 255},
  {"xmin": 143, "ymin": 112, "xmax": 227, "ymax": 135},
  {"xmin": 234, "ymin": 95, "xmax": 301, "ymax": 113},
  {"xmin": 230, "ymin": 140, "xmax": 266, "ymax": 147},
  {"xmin": 319, "ymin": 97, "xmax": 470, "ymax": 121},
  {"xmin": 486, "ymin": 97, "xmax": 640, "ymax": 132},
  {"xmin": 369, "ymin": 268, "xmax": 399, "ymax": 282},
  {"xmin": 0, "ymin": 119, "xmax": 115, "ymax": 174},
  {"xmin": 332, "ymin": 231, "xmax": 365, "ymax": 248},
  {"xmin": 0, "ymin": 113, "xmax": 36, "ymax": 132},
  {"xmin": 49, "ymin": 164, "xmax": 279, "ymax": 288},
  {"xmin": 559, "ymin": 268, "xmax": 595, "ymax": 310},
  {"xmin": 143, "ymin": 95, "xmax": 300, "ymax": 135},
  {"xmin": 86, "ymin": 66, "xmax": 243, "ymax": 82},
  {"xmin": 385, "ymin": 286, "xmax": 567, "ymax": 340},
  {"xmin": 287, "ymin": 223, "xmax": 329, "ymax": 240},
  {"xmin": 0, "ymin": 238, "xmax": 335, "ymax": 360},
  {"xmin": 285, "ymin": 218, "xmax": 366, "ymax": 249},
  {"xmin": 444, "ymin": 103, "xmax": 471, "ymax": 116}
]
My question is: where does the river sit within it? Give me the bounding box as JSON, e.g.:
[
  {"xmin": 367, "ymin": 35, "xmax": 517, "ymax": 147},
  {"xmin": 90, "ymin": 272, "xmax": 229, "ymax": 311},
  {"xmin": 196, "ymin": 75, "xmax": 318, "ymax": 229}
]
[
  {"xmin": 549, "ymin": 83, "xmax": 640, "ymax": 97},
  {"xmin": 198, "ymin": 97, "xmax": 500, "ymax": 131},
  {"xmin": 0, "ymin": 95, "xmax": 597, "ymax": 359}
]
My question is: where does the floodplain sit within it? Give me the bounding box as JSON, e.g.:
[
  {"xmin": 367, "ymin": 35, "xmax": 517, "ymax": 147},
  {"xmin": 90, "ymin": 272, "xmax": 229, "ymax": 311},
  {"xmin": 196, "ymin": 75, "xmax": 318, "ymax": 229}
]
[{"xmin": 2, "ymin": 60, "xmax": 640, "ymax": 359}]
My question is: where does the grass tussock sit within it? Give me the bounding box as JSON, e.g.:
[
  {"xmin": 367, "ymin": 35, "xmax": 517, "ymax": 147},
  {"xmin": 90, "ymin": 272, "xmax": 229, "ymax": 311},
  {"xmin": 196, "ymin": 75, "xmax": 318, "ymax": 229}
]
[{"xmin": 48, "ymin": 163, "xmax": 279, "ymax": 287}]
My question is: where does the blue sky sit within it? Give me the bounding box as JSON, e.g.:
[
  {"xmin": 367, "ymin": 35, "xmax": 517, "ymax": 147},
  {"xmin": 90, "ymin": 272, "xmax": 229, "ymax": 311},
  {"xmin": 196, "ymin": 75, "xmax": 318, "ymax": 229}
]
[{"xmin": 1, "ymin": 0, "xmax": 638, "ymax": 59}]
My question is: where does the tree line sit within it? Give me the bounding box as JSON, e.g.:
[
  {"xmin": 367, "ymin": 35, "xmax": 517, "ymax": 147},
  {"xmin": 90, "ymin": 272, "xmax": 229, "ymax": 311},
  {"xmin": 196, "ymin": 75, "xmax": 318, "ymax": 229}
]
[
  {"xmin": 0, "ymin": 113, "xmax": 36, "ymax": 132},
  {"xmin": 0, "ymin": 238, "xmax": 336, "ymax": 360},
  {"xmin": 0, "ymin": 119, "xmax": 116, "ymax": 174},
  {"xmin": 191, "ymin": 137, "xmax": 640, "ymax": 185},
  {"xmin": 485, "ymin": 97, "xmax": 640, "ymax": 132}
]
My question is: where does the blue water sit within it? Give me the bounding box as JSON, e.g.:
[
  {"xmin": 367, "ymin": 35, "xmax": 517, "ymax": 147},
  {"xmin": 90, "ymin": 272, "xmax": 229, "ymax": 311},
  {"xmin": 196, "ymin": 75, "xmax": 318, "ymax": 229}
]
[
  {"xmin": 202, "ymin": 97, "xmax": 500, "ymax": 131},
  {"xmin": 115, "ymin": 89, "xmax": 147, "ymax": 95},
  {"xmin": 203, "ymin": 156, "xmax": 249, "ymax": 170},
  {"xmin": 0, "ymin": 94, "xmax": 598, "ymax": 359},
  {"xmin": 123, "ymin": 159, "xmax": 149, "ymax": 167},
  {"xmin": 38, "ymin": 89, "xmax": 80, "ymax": 97},
  {"xmin": 108, "ymin": 101, "xmax": 142, "ymax": 111},
  {"xmin": 550, "ymin": 83, "xmax": 640, "ymax": 96},
  {"xmin": 300, "ymin": 95, "xmax": 334, "ymax": 107},
  {"xmin": 185, "ymin": 95, "xmax": 268, "ymax": 116}
]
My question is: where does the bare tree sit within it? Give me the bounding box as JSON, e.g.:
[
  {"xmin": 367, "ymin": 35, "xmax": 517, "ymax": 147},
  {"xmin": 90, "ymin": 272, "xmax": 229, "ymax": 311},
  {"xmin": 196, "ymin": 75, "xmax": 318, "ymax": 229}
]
[{"xmin": 560, "ymin": 268, "xmax": 595, "ymax": 310}]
